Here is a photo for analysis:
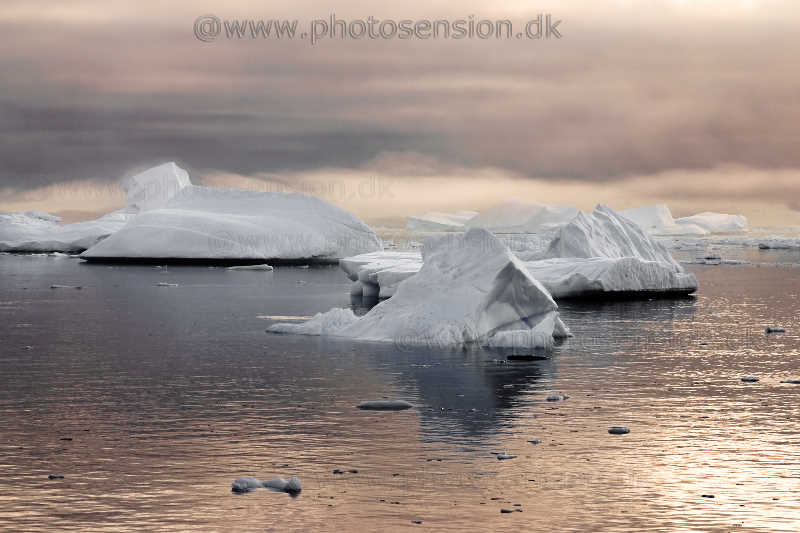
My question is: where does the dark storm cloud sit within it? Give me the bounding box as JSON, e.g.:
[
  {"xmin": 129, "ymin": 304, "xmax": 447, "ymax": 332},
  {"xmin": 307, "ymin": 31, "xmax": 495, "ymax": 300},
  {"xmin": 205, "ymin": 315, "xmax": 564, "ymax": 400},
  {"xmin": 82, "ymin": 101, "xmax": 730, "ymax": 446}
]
[{"xmin": 1, "ymin": 0, "xmax": 799, "ymax": 194}]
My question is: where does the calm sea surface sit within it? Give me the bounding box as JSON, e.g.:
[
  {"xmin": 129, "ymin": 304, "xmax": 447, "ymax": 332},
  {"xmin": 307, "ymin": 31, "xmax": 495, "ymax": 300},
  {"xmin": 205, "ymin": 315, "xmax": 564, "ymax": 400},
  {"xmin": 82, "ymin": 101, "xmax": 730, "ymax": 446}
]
[{"xmin": 1, "ymin": 253, "xmax": 799, "ymax": 532}]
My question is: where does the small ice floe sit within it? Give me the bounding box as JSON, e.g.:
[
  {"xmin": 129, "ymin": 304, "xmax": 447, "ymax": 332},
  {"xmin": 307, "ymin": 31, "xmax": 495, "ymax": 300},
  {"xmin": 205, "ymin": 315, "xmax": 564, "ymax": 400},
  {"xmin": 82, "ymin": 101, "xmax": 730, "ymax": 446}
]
[
  {"xmin": 496, "ymin": 453, "xmax": 517, "ymax": 460},
  {"xmin": 765, "ymin": 326, "xmax": 786, "ymax": 334},
  {"xmin": 231, "ymin": 475, "xmax": 301, "ymax": 494},
  {"xmin": 50, "ymin": 284, "xmax": 82, "ymax": 289},
  {"xmin": 740, "ymin": 377, "xmax": 759, "ymax": 383},
  {"xmin": 608, "ymin": 426, "xmax": 630, "ymax": 435},
  {"xmin": 546, "ymin": 394, "xmax": 568, "ymax": 402},
  {"xmin": 156, "ymin": 282, "xmax": 178, "ymax": 287},
  {"xmin": 780, "ymin": 379, "xmax": 800, "ymax": 384},
  {"xmin": 356, "ymin": 400, "xmax": 413, "ymax": 411},
  {"xmin": 227, "ymin": 264, "xmax": 273, "ymax": 271},
  {"xmin": 47, "ymin": 474, "xmax": 64, "ymax": 480}
]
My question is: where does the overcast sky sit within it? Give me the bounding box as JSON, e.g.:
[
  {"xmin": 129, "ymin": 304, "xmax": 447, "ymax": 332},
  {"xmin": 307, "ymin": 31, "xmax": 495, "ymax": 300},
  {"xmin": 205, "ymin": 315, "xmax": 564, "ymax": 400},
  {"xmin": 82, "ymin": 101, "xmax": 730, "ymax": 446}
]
[{"xmin": 1, "ymin": 0, "xmax": 799, "ymax": 224}]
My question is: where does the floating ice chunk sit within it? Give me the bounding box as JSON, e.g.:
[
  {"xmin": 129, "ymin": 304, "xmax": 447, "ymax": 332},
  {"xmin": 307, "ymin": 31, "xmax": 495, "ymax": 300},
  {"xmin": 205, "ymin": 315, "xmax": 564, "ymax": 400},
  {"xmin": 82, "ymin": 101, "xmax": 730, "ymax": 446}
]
[
  {"xmin": 406, "ymin": 210, "xmax": 478, "ymax": 232},
  {"xmin": 123, "ymin": 162, "xmax": 191, "ymax": 211},
  {"xmin": 466, "ymin": 202, "xmax": 579, "ymax": 234},
  {"xmin": 83, "ymin": 186, "xmax": 380, "ymax": 261},
  {"xmin": 356, "ymin": 400, "xmax": 414, "ymax": 411},
  {"xmin": 546, "ymin": 394, "xmax": 568, "ymax": 401},
  {"xmin": 232, "ymin": 475, "xmax": 301, "ymax": 494},
  {"xmin": 227, "ymin": 264, "xmax": 273, "ymax": 271},
  {"xmin": 608, "ymin": 426, "xmax": 630, "ymax": 435},
  {"xmin": 273, "ymin": 229, "xmax": 568, "ymax": 349},
  {"xmin": 675, "ymin": 212, "xmax": 748, "ymax": 234}
]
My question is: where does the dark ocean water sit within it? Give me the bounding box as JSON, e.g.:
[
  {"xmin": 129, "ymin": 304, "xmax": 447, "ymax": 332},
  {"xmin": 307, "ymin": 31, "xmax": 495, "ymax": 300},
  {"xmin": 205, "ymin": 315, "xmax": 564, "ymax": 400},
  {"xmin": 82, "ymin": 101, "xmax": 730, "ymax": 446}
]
[{"xmin": 1, "ymin": 255, "xmax": 799, "ymax": 532}]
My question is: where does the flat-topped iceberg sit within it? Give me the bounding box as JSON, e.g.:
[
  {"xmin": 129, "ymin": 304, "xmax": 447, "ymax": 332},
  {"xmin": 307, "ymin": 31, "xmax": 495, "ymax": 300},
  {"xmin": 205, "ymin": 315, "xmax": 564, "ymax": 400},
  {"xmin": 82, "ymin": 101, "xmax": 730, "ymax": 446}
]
[
  {"xmin": 675, "ymin": 212, "xmax": 748, "ymax": 234},
  {"xmin": 406, "ymin": 210, "xmax": 478, "ymax": 232},
  {"xmin": 82, "ymin": 185, "xmax": 381, "ymax": 262},
  {"xmin": 466, "ymin": 202, "xmax": 579, "ymax": 234},
  {"xmin": 271, "ymin": 228, "xmax": 570, "ymax": 349},
  {"xmin": 0, "ymin": 209, "xmax": 135, "ymax": 253},
  {"xmin": 620, "ymin": 205, "xmax": 708, "ymax": 236}
]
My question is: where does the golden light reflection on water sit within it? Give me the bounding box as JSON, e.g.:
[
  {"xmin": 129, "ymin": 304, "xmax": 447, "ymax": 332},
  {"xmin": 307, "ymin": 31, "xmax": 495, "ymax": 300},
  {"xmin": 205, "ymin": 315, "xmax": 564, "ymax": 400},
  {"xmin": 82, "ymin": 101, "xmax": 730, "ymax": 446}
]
[{"xmin": 0, "ymin": 258, "xmax": 798, "ymax": 531}]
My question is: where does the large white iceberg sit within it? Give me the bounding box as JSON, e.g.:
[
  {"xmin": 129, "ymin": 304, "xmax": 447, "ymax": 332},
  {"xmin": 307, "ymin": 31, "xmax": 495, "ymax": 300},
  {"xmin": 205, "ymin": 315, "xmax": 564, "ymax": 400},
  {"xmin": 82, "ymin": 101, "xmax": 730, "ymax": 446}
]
[
  {"xmin": 465, "ymin": 202, "xmax": 580, "ymax": 234},
  {"xmin": 620, "ymin": 205, "xmax": 708, "ymax": 236},
  {"xmin": 271, "ymin": 228, "xmax": 570, "ymax": 349},
  {"xmin": 406, "ymin": 210, "xmax": 478, "ymax": 232},
  {"xmin": 82, "ymin": 185, "xmax": 381, "ymax": 261},
  {"xmin": 339, "ymin": 205, "xmax": 697, "ymax": 300},
  {"xmin": 123, "ymin": 162, "xmax": 192, "ymax": 211},
  {"xmin": 0, "ymin": 209, "xmax": 135, "ymax": 253},
  {"xmin": 675, "ymin": 212, "xmax": 748, "ymax": 234}
]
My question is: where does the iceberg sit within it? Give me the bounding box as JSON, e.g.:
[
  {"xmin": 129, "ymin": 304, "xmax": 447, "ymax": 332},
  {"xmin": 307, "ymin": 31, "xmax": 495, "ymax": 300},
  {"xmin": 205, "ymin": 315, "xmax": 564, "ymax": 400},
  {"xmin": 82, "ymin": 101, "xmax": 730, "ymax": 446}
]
[
  {"xmin": 620, "ymin": 205, "xmax": 709, "ymax": 236},
  {"xmin": 675, "ymin": 212, "xmax": 748, "ymax": 234},
  {"xmin": 406, "ymin": 210, "xmax": 478, "ymax": 232},
  {"xmin": 82, "ymin": 185, "xmax": 381, "ymax": 262},
  {"xmin": 338, "ymin": 205, "xmax": 697, "ymax": 300},
  {"xmin": 466, "ymin": 202, "xmax": 579, "ymax": 234},
  {"xmin": 0, "ymin": 209, "xmax": 135, "ymax": 253},
  {"xmin": 530, "ymin": 205, "xmax": 698, "ymax": 297},
  {"xmin": 270, "ymin": 228, "xmax": 570, "ymax": 349}
]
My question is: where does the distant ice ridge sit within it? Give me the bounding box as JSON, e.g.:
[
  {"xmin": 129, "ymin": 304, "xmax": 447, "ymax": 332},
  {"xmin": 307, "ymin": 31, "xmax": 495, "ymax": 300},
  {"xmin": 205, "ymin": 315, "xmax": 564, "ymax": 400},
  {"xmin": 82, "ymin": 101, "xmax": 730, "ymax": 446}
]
[
  {"xmin": 406, "ymin": 210, "xmax": 478, "ymax": 232},
  {"xmin": 465, "ymin": 202, "xmax": 580, "ymax": 234},
  {"xmin": 270, "ymin": 228, "xmax": 570, "ymax": 349},
  {"xmin": 341, "ymin": 205, "xmax": 697, "ymax": 300},
  {"xmin": 621, "ymin": 204, "xmax": 748, "ymax": 236},
  {"xmin": 0, "ymin": 162, "xmax": 189, "ymax": 253},
  {"xmin": 82, "ymin": 185, "xmax": 381, "ymax": 261}
]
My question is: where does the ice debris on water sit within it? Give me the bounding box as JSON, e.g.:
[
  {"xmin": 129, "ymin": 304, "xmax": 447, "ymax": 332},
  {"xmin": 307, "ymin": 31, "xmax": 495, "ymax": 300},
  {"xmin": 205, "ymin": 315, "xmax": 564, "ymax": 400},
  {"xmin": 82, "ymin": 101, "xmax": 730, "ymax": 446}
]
[
  {"xmin": 356, "ymin": 400, "xmax": 413, "ymax": 411},
  {"xmin": 227, "ymin": 264, "xmax": 273, "ymax": 271},
  {"xmin": 546, "ymin": 394, "xmax": 568, "ymax": 402},
  {"xmin": 231, "ymin": 475, "xmax": 301, "ymax": 494}
]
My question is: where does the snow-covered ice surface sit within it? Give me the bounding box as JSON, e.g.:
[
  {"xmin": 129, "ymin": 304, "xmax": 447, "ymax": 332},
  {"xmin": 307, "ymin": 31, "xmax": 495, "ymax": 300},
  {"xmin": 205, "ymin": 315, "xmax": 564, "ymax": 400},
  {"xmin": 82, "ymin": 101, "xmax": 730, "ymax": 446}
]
[
  {"xmin": 406, "ymin": 210, "xmax": 478, "ymax": 232},
  {"xmin": 270, "ymin": 228, "xmax": 570, "ymax": 349},
  {"xmin": 0, "ymin": 209, "xmax": 136, "ymax": 253},
  {"xmin": 82, "ymin": 186, "xmax": 381, "ymax": 262},
  {"xmin": 466, "ymin": 202, "xmax": 579, "ymax": 234}
]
